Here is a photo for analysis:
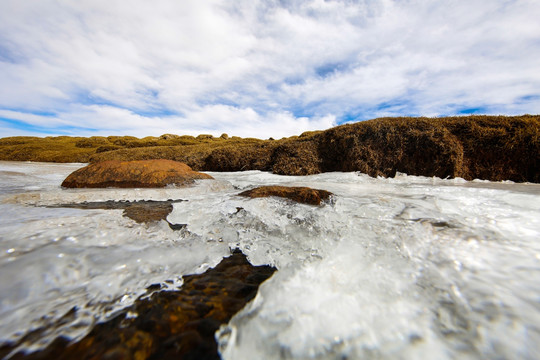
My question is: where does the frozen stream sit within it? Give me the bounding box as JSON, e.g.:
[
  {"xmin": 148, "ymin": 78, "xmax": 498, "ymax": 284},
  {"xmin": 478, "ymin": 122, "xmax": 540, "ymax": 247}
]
[{"xmin": 1, "ymin": 161, "xmax": 540, "ymax": 359}]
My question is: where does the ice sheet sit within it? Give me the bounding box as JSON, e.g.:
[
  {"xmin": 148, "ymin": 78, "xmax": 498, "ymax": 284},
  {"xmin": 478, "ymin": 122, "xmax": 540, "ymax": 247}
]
[{"xmin": 1, "ymin": 161, "xmax": 540, "ymax": 359}]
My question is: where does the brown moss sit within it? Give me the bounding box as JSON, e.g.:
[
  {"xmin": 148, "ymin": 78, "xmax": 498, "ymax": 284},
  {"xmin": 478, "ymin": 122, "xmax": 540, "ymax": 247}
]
[
  {"xmin": 111, "ymin": 136, "xmax": 139, "ymax": 146},
  {"xmin": 196, "ymin": 134, "xmax": 214, "ymax": 141},
  {"xmin": 159, "ymin": 134, "xmax": 180, "ymax": 140},
  {"xmin": 318, "ymin": 117, "xmax": 465, "ymax": 178},
  {"xmin": 271, "ymin": 138, "xmax": 321, "ymax": 175},
  {"xmin": 299, "ymin": 130, "xmax": 323, "ymax": 138},
  {"xmin": 204, "ymin": 144, "xmax": 274, "ymax": 172},
  {"xmin": 89, "ymin": 137, "xmax": 271, "ymax": 172},
  {"xmin": 74, "ymin": 136, "xmax": 109, "ymax": 148},
  {"xmin": 95, "ymin": 144, "xmax": 122, "ymax": 153},
  {"xmin": 0, "ymin": 136, "xmax": 103, "ymax": 162},
  {"xmin": 314, "ymin": 115, "xmax": 539, "ymax": 182},
  {"xmin": 0, "ymin": 134, "xmax": 237, "ymax": 162}
]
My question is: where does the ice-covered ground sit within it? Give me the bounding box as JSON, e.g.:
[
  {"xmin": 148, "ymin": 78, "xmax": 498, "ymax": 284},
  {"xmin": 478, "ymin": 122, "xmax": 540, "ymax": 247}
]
[{"xmin": 1, "ymin": 161, "xmax": 540, "ymax": 359}]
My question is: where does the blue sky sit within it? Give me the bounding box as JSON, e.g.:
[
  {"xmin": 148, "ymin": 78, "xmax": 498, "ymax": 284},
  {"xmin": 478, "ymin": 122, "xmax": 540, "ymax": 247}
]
[{"xmin": 0, "ymin": 0, "xmax": 539, "ymax": 139}]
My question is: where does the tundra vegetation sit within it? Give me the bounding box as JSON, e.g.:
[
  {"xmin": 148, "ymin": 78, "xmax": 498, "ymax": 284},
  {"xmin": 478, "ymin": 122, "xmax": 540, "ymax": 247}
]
[{"xmin": 1, "ymin": 115, "xmax": 538, "ymax": 182}]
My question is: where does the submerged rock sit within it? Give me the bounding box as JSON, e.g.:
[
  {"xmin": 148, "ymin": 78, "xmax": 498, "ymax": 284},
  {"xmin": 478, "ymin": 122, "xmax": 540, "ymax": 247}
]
[
  {"xmin": 4, "ymin": 251, "xmax": 276, "ymax": 360},
  {"xmin": 48, "ymin": 199, "xmax": 184, "ymax": 224},
  {"xmin": 239, "ymin": 185, "xmax": 333, "ymax": 205},
  {"xmin": 61, "ymin": 159, "xmax": 213, "ymax": 188}
]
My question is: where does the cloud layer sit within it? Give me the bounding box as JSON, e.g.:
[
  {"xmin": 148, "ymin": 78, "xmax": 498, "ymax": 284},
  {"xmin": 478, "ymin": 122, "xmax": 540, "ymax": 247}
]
[{"xmin": 1, "ymin": 0, "xmax": 539, "ymax": 138}]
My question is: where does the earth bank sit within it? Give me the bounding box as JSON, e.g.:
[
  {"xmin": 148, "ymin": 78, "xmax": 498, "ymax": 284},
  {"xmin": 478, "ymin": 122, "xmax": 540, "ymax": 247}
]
[{"xmin": 1, "ymin": 115, "xmax": 538, "ymax": 182}]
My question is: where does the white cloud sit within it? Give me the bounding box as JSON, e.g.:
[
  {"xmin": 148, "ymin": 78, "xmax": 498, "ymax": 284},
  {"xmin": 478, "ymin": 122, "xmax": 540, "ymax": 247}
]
[
  {"xmin": 0, "ymin": 110, "xmax": 71, "ymax": 128},
  {"xmin": 0, "ymin": 0, "xmax": 539, "ymax": 138},
  {"xmin": 178, "ymin": 104, "xmax": 336, "ymax": 139},
  {"xmin": 0, "ymin": 105, "xmax": 336, "ymax": 139}
]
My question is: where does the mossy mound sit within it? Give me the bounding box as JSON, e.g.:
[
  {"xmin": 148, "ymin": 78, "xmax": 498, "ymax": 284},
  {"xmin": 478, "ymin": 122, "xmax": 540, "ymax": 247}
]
[
  {"xmin": 239, "ymin": 185, "xmax": 333, "ymax": 205},
  {"xmin": 315, "ymin": 116, "xmax": 539, "ymax": 182},
  {"xmin": 61, "ymin": 159, "xmax": 213, "ymax": 188}
]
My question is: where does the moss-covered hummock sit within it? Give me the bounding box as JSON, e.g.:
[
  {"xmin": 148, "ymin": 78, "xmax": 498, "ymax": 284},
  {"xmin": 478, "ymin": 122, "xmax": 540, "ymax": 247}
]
[
  {"xmin": 61, "ymin": 159, "xmax": 213, "ymax": 188},
  {"xmin": 239, "ymin": 186, "xmax": 333, "ymax": 205}
]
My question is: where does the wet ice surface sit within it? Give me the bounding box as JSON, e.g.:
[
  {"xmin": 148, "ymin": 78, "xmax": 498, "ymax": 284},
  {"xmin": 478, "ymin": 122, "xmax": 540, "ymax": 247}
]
[{"xmin": 1, "ymin": 161, "xmax": 540, "ymax": 359}]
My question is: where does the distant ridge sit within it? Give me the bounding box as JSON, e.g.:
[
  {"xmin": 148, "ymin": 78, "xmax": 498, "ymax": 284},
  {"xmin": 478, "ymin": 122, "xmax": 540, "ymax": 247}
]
[{"xmin": 1, "ymin": 115, "xmax": 538, "ymax": 182}]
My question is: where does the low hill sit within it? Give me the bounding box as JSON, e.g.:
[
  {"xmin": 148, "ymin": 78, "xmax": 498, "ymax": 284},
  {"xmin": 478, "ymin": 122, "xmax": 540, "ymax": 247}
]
[{"xmin": 1, "ymin": 115, "xmax": 538, "ymax": 182}]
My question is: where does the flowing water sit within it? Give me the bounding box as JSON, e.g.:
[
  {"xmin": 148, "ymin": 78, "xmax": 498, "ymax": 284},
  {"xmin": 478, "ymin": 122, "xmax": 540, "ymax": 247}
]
[{"xmin": 0, "ymin": 161, "xmax": 539, "ymax": 359}]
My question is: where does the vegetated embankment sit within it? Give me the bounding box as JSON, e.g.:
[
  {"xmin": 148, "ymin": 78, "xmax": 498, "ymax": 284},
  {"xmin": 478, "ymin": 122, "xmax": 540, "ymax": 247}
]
[{"xmin": 1, "ymin": 115, "xmax": 538, "ymax": 182}]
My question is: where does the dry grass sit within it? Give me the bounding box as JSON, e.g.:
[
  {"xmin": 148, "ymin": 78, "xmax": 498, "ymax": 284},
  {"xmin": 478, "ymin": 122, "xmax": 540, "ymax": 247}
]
[
  {"xmin": 0, "ymin": 136, "xmax": 98, "ymax": 162},
  {"xmin": 0, "ymin": 134, "xmax": 252, "ymax": 163},
  {"xmin": 1, "ymin": 115, "xmax": 538, "ymax": 182}
]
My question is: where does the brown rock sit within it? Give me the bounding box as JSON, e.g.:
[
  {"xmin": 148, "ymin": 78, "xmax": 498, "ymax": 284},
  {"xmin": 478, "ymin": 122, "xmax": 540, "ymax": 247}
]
[
  {"xmin": 4, "ymin": 251, "xmax": 276, "ymax": 360},
  {"xmin": 238, "ymin": 185, "xmax": 333, "ymax": 205},
  {"xmin": 61, "ymin": 159, "xmax": 213, "ymax": 188}
]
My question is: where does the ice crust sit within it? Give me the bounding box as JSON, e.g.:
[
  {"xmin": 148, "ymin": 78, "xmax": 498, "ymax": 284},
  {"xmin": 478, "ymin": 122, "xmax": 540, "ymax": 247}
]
[{"xmin": 1, "ymin": 161, "xmax": 540, "ymax": 359}]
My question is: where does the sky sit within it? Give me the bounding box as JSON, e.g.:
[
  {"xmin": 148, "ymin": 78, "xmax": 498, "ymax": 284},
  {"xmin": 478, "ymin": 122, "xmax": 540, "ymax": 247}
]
[{"xmin": 0, "ymin": 0, "xmax": 539, "ymax": 139}]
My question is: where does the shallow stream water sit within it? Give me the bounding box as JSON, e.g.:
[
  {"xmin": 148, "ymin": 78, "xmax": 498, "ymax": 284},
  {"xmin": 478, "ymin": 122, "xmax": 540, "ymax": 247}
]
[{"xmin": 1, "ymin": 161, "xmax": 539, "ymax": 359}]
